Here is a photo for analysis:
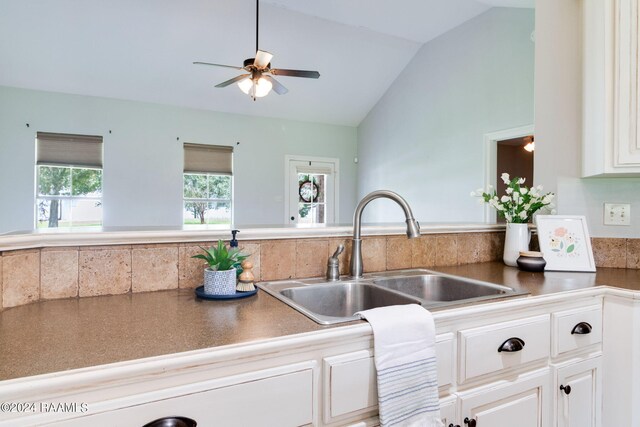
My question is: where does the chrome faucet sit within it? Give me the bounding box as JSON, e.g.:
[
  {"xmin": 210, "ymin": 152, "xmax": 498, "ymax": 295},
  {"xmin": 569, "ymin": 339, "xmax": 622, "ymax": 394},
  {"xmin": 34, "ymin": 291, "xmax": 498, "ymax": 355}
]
[{"xmin": 350, "ymin": 190, "xmax": 421, "ymax": 278}]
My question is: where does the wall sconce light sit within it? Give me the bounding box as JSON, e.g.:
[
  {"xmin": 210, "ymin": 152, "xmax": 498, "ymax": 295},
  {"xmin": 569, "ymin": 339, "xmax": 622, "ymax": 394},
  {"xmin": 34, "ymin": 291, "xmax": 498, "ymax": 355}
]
[{"xmin": 524, "ymin": 135, "xmax": 535, "ymax": 152}]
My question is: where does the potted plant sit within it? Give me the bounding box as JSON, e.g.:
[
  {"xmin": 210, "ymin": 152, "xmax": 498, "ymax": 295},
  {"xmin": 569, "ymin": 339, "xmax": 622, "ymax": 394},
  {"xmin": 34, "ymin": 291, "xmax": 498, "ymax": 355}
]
[
  {"xmin": 192, "ymin": 240, "xmax": 248, "ymax": 295},
  {"xmin": 472, "ymin": 173, "xmax": 556, "ymax": 266}
]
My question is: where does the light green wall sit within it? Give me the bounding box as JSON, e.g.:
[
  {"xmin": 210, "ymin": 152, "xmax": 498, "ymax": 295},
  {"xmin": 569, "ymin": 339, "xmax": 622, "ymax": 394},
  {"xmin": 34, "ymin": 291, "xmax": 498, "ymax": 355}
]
[
  {"xmin": 0, "ymin": 86, "xmax": 358, "ymax": 233},
  {"xmin": 357, "ymin": 8, "xmax": 535, "ymax": 223}
]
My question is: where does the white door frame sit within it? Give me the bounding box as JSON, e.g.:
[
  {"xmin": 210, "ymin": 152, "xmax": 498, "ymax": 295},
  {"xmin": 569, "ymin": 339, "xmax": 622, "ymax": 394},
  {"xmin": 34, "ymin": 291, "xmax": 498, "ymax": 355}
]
[
  {"xmin": 284, "ymin": 155, "xmax": 340, "ymax": 224},
  {"xmin": 483, "ymin": 124, "xmax": 534, "ymax": 223}
]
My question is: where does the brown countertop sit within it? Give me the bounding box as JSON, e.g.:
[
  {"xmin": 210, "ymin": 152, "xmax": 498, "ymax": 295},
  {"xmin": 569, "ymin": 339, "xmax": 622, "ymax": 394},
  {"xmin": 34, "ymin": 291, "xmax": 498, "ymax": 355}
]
[
  {"xmin": 434, "ymin": 261, "xmax": 640, "ymax": 295},
  {"xmin": 2, "ymin": 262, "xmax": 640, "ymax": 382},
  {"xmin": 0, "ymin": 289, "xmax": 340, "ymax": 382}
]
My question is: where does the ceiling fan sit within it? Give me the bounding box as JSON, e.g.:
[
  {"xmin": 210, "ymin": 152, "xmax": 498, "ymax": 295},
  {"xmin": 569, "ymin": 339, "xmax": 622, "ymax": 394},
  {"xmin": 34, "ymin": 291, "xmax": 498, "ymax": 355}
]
[{"xmin": 193, "ymin": 0, "xmax": 320, "ymax": 100}]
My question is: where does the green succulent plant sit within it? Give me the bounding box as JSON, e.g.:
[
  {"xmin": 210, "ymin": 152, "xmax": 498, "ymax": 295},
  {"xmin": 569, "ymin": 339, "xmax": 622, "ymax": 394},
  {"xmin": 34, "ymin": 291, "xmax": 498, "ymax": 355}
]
[{"xmin": 192, "ymin": 240, "xmax": 248, "ymax": 271}]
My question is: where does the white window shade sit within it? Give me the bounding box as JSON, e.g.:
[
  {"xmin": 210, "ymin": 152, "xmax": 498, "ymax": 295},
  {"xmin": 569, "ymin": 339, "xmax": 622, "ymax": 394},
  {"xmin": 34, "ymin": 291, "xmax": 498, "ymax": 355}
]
[
  {"xmin": 184, "ymin": 143, "xmax": 233, "ymax": 175},
  {"xmin": 37, "ymin": 132, "xmax": 103, "ymax": 168}
]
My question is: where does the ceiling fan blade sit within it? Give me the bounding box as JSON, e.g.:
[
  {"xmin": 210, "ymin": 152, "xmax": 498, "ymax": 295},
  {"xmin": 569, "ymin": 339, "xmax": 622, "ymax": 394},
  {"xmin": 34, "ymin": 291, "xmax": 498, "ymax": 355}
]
[
  {"xmin": 193, "ymin": 61, "xmax": 244, "ymax": 70},
  {"xmin": 270, "ymin": 69, "xmax": 320, "ymax": 79},
  {"xmin": 263, "ymin": 75, "xmax": 288, "ymax": 95},
  {"xmin": 254, "ymin": 50, "xmax": 273, "ymax": 69},
  {"xmin": 215, "ymin": 74, "xmax": 250, "ymax": 88}
]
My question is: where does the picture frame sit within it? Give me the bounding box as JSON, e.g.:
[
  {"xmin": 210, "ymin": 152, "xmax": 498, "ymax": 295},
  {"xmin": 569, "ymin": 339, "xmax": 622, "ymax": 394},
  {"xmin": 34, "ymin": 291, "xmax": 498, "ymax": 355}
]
[{"xmin": 534, "ymin": 215, "xmax": 596, "ymax": 272}]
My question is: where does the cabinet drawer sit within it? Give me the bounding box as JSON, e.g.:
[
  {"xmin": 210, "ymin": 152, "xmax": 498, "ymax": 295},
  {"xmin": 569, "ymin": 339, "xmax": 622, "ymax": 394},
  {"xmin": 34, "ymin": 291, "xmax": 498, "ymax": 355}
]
[
  {"xmin": 50, "ymin": 364, "xmax": 314, "ymax": 427},
  {"xmin": 552, "ymin": 304, "xmax": 602, "ymax": 357},
  {"xmin": 459, "ymin": 315, "xmax": 550, "ymax": 383},
  {"xmin": 323, "ymin": 334, "xmax": 454, "ymax": 422}
]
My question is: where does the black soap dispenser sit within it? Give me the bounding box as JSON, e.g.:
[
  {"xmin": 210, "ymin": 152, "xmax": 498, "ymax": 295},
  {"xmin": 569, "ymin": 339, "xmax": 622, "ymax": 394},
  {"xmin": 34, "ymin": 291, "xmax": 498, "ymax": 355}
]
[{"xmin": 230, "ymin": 229, "xmax": 240, "ymax": 248}]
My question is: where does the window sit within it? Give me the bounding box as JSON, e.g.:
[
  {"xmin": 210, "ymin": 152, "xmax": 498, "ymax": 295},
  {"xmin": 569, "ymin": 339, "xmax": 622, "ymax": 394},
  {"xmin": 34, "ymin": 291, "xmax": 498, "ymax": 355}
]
[
  {"xmin": 297, "ymin": 173, "xmax": 327, "ymax": 224},
  {"xmin": 36, "ymin": 132, "xmax": 103, "ymax": 228},
  {"xmin": 183, "ymin": 143, "xmax": 233, "ymax": 226}
]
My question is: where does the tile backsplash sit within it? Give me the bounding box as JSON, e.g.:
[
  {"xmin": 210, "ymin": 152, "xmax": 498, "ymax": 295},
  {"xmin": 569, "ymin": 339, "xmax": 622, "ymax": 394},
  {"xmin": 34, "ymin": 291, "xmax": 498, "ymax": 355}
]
[
  {"xmin": 3, "ymin": 233, "xmax": 640, "ymax": 310},
  {"xmin": 0, "ymin": 232, "xmax": 505, "ymax": 310}
]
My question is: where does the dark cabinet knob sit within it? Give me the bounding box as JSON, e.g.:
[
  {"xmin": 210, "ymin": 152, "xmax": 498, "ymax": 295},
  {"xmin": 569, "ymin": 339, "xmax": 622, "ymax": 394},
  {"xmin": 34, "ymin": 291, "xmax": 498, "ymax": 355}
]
[
  {"xmin": 497, "ymin": 337, "xmax": 525, "ymax": 352},
  {"xmin": 449, "ymin": 424, "xmax": 461, "ymax": 427},
  {"xmin": 142, "ymin": 417, "xmax": 197, "ymax": 427},
  {"xmin": 290, "ymin": 216, "xmax": 295, "ymax": 221},
  {"xmin": 571, "ymin": 322, "xmax": 592, "ymax": 335},
  {"xmin": 560, "ymin": 384, "xmax": 572, "ymax": 395},
  {"xmin": 464, "ymin": 417, "xmax": 477, "ymax": 427}
]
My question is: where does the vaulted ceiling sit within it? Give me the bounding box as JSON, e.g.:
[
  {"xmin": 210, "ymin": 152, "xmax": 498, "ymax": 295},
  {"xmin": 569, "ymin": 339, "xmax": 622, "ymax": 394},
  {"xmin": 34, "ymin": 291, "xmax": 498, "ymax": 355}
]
[{"xmin": 0, "ymin": 0, "xmax": 534, "ymax": 126}]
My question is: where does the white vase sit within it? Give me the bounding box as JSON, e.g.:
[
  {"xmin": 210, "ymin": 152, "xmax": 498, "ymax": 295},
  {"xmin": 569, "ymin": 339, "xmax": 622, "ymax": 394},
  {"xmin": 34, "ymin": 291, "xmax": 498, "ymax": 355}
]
[
  {"xmin": 503, "ymin": 223, "xmax": 531, "ymax": 267},
  {"xmin": 204, "ymin": 267, "xmax": 237, "ymax": 295}
]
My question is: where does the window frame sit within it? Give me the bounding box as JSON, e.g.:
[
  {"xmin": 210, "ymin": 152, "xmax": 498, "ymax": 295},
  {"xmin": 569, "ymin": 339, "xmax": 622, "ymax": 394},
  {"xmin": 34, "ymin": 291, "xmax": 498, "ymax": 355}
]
[
  {"xmin": 182, "ymin": 172, "xmax": 234, "ymax": 226},
  {"xmin": 35, "ymin": 164, "xmax": 104, "ymax": 229}
]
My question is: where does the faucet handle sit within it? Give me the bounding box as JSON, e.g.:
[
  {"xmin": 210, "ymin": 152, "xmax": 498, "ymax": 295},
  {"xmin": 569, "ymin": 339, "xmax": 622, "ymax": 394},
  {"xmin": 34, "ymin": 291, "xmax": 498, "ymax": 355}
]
[
  {"xmin": 327, "ymin": 245, "xmax": 344, "ymax": 281},
  {"xmin": 330, "ymin": 244, "xmax": 345, "ymax": 260}
]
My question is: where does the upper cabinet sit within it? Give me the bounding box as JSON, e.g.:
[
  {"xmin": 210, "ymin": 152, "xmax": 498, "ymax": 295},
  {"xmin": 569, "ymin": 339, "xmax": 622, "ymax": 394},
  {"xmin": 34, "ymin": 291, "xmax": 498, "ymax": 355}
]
[{"xmin": 583, "ymin": 0, "xmax": 640, "ymax": 176}]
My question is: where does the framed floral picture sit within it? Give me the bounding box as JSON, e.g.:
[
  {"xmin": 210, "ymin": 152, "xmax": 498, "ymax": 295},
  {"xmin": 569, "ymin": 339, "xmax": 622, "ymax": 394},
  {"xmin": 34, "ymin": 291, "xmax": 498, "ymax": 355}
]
[{"xmin": 534, "ymin": 215, "xmax": 596, "ymax": 272}]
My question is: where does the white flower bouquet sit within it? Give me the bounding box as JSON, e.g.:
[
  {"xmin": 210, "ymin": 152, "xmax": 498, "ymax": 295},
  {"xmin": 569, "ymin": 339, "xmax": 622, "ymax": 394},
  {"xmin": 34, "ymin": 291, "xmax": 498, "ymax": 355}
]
[{"xmin": 472, "ymin": 173, "xmax": 556, "ymax": 223}]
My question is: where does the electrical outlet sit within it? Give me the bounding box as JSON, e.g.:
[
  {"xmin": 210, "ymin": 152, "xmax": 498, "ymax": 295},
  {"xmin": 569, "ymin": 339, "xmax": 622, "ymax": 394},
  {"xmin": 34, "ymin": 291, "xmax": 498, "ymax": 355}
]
[{"xmin": 604, "ymin": 203, "xmax": 631, "ymax": 226}]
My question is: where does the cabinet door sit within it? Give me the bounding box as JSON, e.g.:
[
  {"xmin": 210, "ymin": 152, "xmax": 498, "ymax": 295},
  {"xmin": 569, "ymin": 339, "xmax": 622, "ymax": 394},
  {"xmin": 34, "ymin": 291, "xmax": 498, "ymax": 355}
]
[
  {"xmin": 439, "ymin": 395, "xmax": 457, "ymax": 427},
  {"xmin": 556, "ymin": 356, "xmax": 602, "ymax": 427},
  {"xmin": 612, "ymin": 0, "xmax": 640, "ymax": 167},
  {"xmin": 583, "ymin": 0, "xmax": 640, "ymax": 175},
  {"xmin": 457, "ymin": 368, "xmax": 552, "ymax": 427},
  {"xmin": 322, "ymin": 334, "xmax": 454, "ymax": 424}
]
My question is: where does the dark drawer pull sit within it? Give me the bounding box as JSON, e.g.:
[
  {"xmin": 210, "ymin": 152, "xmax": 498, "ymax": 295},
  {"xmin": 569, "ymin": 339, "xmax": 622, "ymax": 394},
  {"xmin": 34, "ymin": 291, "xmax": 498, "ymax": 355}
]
[
  {"xmin": 142, "ymin": 417, "xmax": 197, "ymax": 427},
  {"xmin": 498, "ymin": 337, "xmax": 525, "ymax": 353},
  {"xmin": 448, "ymin": 424, "xmax": 461, "ymax": 427},
  {"xmin": 560, "ymin": 384, "xmax": 572, "ymax": 395},
  {"xmin": 571, "ymin": 322, "xmax": 592, "ymax": 335},
  {"xmin": 464, "ymin": 417, "xmax": 477, "ymax": 427}
]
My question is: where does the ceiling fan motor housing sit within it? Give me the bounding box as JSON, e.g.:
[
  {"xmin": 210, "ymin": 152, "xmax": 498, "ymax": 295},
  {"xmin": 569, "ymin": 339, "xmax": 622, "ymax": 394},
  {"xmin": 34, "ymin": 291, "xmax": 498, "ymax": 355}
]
[{"xmin": 244, "ymin": 58, "xmax": 270, "ymax": 70}]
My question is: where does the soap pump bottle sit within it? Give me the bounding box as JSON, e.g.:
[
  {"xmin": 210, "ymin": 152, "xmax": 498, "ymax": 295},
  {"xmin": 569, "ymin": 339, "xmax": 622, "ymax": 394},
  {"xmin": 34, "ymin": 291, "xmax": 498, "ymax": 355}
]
[{"xmin": 230, "ymin": 229, "xmax": 240, "ymax": 248}]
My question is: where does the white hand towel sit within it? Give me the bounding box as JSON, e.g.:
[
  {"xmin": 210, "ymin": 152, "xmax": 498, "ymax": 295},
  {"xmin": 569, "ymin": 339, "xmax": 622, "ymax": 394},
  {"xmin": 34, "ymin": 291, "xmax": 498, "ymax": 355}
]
[{"xmin": 357, "ymin": 304, "xmax": 442, "ymax": 427}]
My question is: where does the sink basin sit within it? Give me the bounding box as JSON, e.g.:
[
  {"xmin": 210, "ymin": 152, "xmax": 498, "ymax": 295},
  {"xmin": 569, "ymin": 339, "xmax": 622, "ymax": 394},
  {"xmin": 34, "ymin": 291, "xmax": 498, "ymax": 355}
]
[
  {"xmin": 257, "ymin": 269, "xmax": 527, "ymax": 325},
  {"xmin": 373, "ymin": 275, "xmax": 512, "ymax": 302},
  {"xmin": 279, "ymin": 282, "xmax": 421, "ymax": 323}
]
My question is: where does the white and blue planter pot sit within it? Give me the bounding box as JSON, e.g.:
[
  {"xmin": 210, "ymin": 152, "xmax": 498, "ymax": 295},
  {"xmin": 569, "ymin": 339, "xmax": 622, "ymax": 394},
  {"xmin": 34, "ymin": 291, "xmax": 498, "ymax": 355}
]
[{"xmin": 204, "ymin": 267, "xmax": 237, "ymax": 295}]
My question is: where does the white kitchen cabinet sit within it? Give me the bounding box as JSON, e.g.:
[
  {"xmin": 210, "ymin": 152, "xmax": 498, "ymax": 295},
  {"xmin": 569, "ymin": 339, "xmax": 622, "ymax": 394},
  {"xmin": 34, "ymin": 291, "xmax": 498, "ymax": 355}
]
[
  {"xmin": 321, "ymin": 334, "xmax": 454, "ymax": 425},
  {"xmin": 456, "ymin": 368, "xmax": 552, "ymax": 427},
  {"xmin": 583, "ymin": 0, "xmax": 640, "ymax": 176},
  {"xmin": 48, "ymin": 362, "xmax": 315, "ymax": 427},
  {"xmin": 555, "ymin": 356, "xmax": 602, "ymax": 427},
  {"xmin": 0, "ymin": 293, "xmax": 609, "ymax": 427}
]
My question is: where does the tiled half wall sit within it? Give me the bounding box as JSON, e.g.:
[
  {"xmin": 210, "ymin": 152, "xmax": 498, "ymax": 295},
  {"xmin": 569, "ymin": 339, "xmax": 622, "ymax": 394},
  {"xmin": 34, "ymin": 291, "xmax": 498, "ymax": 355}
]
[
  {"xmin": 4, "ymin": 234, "xmax": 637, "ymax": 310},
  {"xmin": 0, "ymin": 232, "xmax": 506, "ymax": 310}
]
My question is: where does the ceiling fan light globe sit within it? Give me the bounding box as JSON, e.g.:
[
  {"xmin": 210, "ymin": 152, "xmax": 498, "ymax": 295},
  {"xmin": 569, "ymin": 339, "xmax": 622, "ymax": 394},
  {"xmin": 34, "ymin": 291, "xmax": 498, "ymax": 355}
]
[
  {"xmin": 237, "ymin": 78, "xmax": 253, "ymax": 94},
  {"xmin": 254, "ymin": 76, "xmax": 273, "ymax": 97}
]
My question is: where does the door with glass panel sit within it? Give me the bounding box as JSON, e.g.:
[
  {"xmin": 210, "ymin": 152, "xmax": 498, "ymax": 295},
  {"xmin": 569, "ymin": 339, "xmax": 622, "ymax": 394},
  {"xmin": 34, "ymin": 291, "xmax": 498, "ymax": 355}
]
[{"xmin": 286, "ymin": 157, "xmax": 338, "ymax": 225}]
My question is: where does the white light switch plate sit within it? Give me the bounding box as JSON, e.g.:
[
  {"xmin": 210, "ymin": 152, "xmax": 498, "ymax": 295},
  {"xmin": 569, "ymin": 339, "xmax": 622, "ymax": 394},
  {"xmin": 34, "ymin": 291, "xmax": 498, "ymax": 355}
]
[{"xmin": 604, "ymin": 203, "xmax": 631, "ymax": 226}]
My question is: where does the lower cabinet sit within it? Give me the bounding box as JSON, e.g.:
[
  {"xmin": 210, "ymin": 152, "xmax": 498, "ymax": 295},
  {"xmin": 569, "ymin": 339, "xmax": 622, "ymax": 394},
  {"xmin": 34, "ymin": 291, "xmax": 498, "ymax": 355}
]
[
  {"xmin": 50, "ymin": 362, "xmax": 315, "ymax": 427},
  {"xmin": 554, "ymin": 356, "xmax": 602, "ymax": 427},
  {"xmin": 321, "ymin": 334, "xmax": 455, "ymax": 425},
  {"xmin": 456, "ymin": 368, "xmax": 552, "ymax": 427},
  {"xmin": 2, "ymin": 295, "xmax": 607, "ymax": 427}
]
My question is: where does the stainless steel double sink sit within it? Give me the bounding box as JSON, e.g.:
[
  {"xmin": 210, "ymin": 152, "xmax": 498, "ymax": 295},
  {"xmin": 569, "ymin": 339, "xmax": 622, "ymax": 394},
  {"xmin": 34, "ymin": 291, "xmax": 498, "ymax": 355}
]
[{"xmin": 257, "ymin": 269, "xmax": 528, "ymax": 324}]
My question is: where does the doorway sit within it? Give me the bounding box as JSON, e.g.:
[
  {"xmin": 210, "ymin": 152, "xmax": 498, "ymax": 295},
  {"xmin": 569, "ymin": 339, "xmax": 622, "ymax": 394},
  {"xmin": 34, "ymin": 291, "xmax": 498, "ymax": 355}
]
[
  {"xmin": 495, "ymin": 136, "xmax": 534, "ymax": 222},
  {"xmin": 483, "ymin": 125, "xmax": 534, "ymax": 223},
  {"xmin": 284, "ymin": 155, "xmax": 339, "ymax": 225}
]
